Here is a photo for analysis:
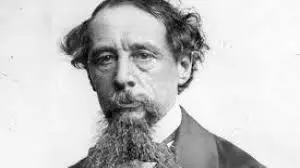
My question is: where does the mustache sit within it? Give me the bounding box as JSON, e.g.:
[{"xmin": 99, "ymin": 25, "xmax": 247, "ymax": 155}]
[
  {"xmin": 104, "ymin": 91, "xmax": 160, "ymax": 125},
  {"xmin": 107, "ymin": 91, "xmax": 154, "ymax": 111}
]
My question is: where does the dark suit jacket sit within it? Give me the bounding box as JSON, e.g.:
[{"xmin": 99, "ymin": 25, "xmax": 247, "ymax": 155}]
[
  {"xmin": 70, "ymin": 108, "xmax": 265, "ymax": 168},
  {"xmin": 173, "ymin": 107, "xmax": 265, "ymax": 168}
]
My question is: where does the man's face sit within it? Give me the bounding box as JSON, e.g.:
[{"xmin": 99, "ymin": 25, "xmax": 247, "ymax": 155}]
[{"xmin": 87, "ymin": 4, "xmax": 179, "ymax": 123}]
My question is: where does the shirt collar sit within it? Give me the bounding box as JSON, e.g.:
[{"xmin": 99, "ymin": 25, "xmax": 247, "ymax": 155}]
[{"xmin": 151, "ymin": 97, "xmax": 182, "ymax": 143}]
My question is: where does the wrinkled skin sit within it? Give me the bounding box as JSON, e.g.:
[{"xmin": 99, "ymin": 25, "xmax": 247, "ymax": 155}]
[
  {"xmin": 85, "ymin": 4, "xmax": 191, "ymax": 167},
  {"xmin": 87, "ymin": 4, "xmax": 181, "ymax": 121}
]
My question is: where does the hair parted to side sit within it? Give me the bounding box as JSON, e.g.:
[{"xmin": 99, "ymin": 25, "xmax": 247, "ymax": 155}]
[{"xmin": 61, "ymin": 0, "xmax": 209, "ymax": 94}]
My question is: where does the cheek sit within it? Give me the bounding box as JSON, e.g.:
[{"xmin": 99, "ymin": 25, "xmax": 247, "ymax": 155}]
[
  {"xmin": 145, "ymin": 64, "xmax": 178, "ymax": 105},
  {"xmin": 89, "ymin": 68, "xmax": 114, "ymax": 96},
  {"xmin": 154, "ymin": 72, "xmax": 177, "ymax": 97},
  {"xmin": 156, "ymin": 60, "xmax": 178, "ymax": 90}
]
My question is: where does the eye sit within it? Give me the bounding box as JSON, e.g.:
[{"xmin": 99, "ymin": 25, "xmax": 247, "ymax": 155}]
[
  {"xmin": 133, "ymin": 51, "xmax": 156, "ymax": 61},
  {"xmin": 95, "ymin": 54, "xmax": 116, "ymax": 66},
  {"xmin": 132, "ymin": 51, "xmax": 157, "ymax": 69},
  {"xmin": 137, "ymin": 53, "xmax": 152, "ymax": 59}
]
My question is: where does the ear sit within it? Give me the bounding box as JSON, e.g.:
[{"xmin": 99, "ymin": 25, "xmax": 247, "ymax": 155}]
[{"xmin": 177, "ymin": 54, "xmax": 192, "ymax": 86}]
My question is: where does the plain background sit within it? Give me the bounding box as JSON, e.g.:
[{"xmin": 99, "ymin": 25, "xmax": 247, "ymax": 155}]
[{"xmin": 1, "ymin": 0, "xmax": 299, "ymax": 167}]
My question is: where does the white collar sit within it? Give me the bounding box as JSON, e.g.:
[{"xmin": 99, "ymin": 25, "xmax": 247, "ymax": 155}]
[{"xmin": 151, "ymin": 97, "xmax": 182, "ymax": 143}]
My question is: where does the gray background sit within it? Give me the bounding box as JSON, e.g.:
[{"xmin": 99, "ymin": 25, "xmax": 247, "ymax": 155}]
[{"xmin": 1, "ymin": 0, "xmax": 299, "ymax": 167}]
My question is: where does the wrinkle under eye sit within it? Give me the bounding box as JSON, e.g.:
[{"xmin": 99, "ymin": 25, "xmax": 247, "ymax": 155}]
[
  {"xmin": 97, "ymin": 55, "xmax": 114, "ymax": 65},
  {"xmin": 133, "ymin": 51, "xmax": 156, "ymax": 61},
  {"xmin": 132, "ymin": 51, "xmax": 157, "ymax": 69},
  {"xmin": 91, "ymin": 54, "xmax": 118, "ymax": 71},
  {"xmin": 138, "ymin": 53, "xmax": 153, "ymax": 59},
  {"xmin": 89, "ymin": 46, "xmax": 119, "ymax": 66}
]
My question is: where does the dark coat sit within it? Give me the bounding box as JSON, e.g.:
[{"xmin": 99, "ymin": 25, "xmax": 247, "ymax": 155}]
[
  {"xmin": 69, "ymin": 108, "xmax": 265, "ymax": 168},
  {"xmin": 174, "ymin": 107, "xmax": 265, "ymax": 168}
]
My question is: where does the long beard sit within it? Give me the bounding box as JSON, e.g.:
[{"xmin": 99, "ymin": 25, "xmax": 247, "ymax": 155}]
[
  {"xmin": 83, "ymin": 115, "xmax": 181, "ymax": 168},
  {"xmin": 83, "ymin": 91, "xmax": 181, "ymax": 167}
]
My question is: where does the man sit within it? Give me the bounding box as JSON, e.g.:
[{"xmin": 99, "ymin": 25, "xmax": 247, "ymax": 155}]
[{"xmin": 61, "ymin": 0, "xmax": 265, "ymax": 167}]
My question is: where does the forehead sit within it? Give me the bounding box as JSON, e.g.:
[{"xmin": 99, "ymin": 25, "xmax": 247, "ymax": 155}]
[{"xmin": 89, "ymin": 4, "xmax": 167, "ymax": 46}]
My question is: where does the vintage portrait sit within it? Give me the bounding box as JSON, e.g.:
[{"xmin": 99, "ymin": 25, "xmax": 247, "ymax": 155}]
[{"xmin": 1, "ymin": 0, "xmax": 299, "ymax": 168}]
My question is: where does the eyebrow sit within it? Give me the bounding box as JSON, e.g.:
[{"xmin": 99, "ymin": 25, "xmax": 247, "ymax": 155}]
[
  {"xmin": 89, "ymin": 42, "xmax": 163, "ymax": 58},
  {"xmin": 89, "ymin": 46, "xmax": 118, "ymax": 59},
  {"xmin": 128, "ymin": 43, "xmax": 162, "ymax": 55}
]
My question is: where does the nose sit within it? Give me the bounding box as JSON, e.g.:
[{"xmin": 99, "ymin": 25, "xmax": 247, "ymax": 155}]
[{"xmin": 114, "ymin": 57, "xmax": 135, "ymax": 90}]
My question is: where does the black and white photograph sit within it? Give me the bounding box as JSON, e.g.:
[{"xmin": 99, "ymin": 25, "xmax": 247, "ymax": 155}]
[{"xmin": 1, "ymin": 0, "xmax": 299, "ymax": 167}]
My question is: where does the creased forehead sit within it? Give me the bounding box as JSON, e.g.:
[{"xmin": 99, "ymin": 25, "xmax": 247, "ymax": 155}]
[
  {"xmin": 88, "ymin": 4, "xmax": 168, "ymax": 49},
  {"xmin": 90, "ymin": 4, "xmax": 165, "ymax": 30}
]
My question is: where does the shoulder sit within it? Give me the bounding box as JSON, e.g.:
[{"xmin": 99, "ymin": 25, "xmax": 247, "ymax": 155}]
[
  {"xmin": 180, "ymin": 107, "xmax": 266, "ymax": 168},
  {"xmin": 68, "ymin": 158, "xmax": 87, "ymax": 168},
  {"xmin": 214, "ymin": 135, "xmax": 266, "ymax": 168}
]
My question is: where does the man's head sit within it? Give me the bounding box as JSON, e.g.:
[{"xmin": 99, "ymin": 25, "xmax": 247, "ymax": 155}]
[
  {"xmin": 61, "ymin": 0, "xmax": 207, "ymax": 167},
  {"xmin": 62, "ymin": 0, "xmax": 208, "ymax": 123}
]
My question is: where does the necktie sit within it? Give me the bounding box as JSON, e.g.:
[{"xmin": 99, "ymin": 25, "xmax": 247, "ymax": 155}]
[
  {"xmin": 151, "ymin": 128, "xmax": 180, "ymax": 168},
  {"xmin": 121, "ymin": 128, "xmax": 180, "ymax": 168},
  {"xmin": 162, "ymin": 127, "xmax": 178, "ymax": 153}
]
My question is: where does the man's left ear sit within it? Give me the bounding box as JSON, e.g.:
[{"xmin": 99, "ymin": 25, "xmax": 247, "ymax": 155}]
[{"xmin": 177, "ymin": 54, "xmax": 192, "ymax": 86}]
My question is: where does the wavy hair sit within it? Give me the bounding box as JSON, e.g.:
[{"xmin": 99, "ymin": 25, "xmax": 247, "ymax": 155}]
[{"xmin": 61, "ymin": 0, "xmax": 209, "ymax": 93}]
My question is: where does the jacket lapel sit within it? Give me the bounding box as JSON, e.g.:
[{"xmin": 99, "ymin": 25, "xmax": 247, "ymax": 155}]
[{"xmin": 174, "ymin": 107, "xmax": 219, "ymax": 168}]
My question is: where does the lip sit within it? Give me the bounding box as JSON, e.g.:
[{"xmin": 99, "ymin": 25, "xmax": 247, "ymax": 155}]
[{"xmin": 117, "ymin": 102, "xmax": 141, "ymax": 109}]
